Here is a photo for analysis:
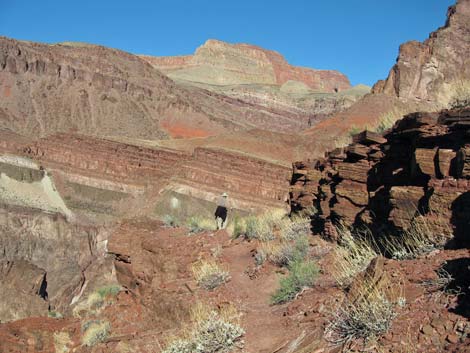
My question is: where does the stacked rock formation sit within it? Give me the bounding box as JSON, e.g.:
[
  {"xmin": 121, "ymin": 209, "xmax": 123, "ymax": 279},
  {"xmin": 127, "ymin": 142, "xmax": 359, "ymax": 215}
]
[{"xmin": 291, "ymin": 107, "xmax": 470, "ymax": 244}]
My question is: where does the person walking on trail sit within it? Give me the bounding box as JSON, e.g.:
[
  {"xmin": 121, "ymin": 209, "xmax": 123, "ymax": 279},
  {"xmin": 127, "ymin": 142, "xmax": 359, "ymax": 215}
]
[{"xmin": 215, "ymin": 192, "xmax": 229, "ymax": 230}]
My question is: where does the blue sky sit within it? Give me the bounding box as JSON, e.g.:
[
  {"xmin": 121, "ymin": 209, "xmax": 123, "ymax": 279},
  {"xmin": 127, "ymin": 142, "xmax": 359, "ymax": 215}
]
[{"xmin": 0, "ymin": 0, "xmax": 454, "ymax": 86}]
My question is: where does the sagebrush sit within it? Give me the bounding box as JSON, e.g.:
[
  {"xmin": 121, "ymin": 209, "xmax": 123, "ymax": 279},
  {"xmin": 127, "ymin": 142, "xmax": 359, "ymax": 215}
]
[
  {"xmin": 192, "ymin": 260, "xmax": 230, "ymax": 290},
  {"xmin": 163, "ymin": 304, "xmax": 244, "ymax": 353}
]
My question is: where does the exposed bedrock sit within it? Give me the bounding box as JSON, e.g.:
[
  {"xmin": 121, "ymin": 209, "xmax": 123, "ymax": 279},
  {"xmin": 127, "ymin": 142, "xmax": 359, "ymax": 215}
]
[
  {"xmin": 372, "ymin": 0, "xmax": 470, "ymax": 107},
  {"xmin": 290, "ymin": 107, "xmax": 470, "ymax": 245}
]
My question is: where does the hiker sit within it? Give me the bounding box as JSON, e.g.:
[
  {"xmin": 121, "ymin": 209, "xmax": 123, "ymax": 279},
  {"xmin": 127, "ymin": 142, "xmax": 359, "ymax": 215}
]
[{"xmin": 214, "ymin": 192, "xmax": 229, "ymax": 229}]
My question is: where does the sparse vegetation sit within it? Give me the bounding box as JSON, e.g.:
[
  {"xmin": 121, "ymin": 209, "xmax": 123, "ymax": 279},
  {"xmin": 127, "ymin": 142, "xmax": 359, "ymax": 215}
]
[
  {"xmin": 231, "ymin": 216, "xmax": 245, "ymax": 239},
  {"xmin": 279, "ymin": 215, "xmax": 310, "ymax": 241},
  {"xmin": 162, "ymin": 214, "xmax": 179, "ymax": 227},
  {"xmin": 72, "ymin": 285, "xmax": 121, "ymax": 318},
  {"xmin": 349, "ymin": 125, "xmax": 362, "ymax": 137},
  {"xmin": 374, "ymin": 106, "xmax": 407, "ymax": 133},
  {"xmin": 330, "ymin": 226, "xmax": 377, "ymax": 287},
  {"xmin": 244, "ymin": 209, "xmax": 286, "ymax": 240},
  {"xmin": 53, "ymin": 331, "xmax": 71, "ymax": 353},
  {"xmin": 259, "ymin": 235, "xmax": 309, "ymax": 267},
  {"xmin": 378, "ymin": 209, "xmax": 451, "ymax": 260},
  {"xmin": 48, "ymin": 310, "xmax": 63, "ymax": 319},
  {"xmin": 81, "ymin": 320, "xmax": 110, "ymax": 347},
  {"xmin": 271, "ymin": 258, "xmax": 319, "ymax": 304},
  {"xmin": 192, "ymin": 260, "xmax": 230, "ymax": 290},
  {"xmin": 187, "ymin": 216, "xmax": 217, "ymax": 234},
  {"xmin": 163, "ymin": 304, "xmax": 244, "ymax": 353},
  {"xmin": 325, "ymin": 280, "xmax": 403, "ymax": 345}
]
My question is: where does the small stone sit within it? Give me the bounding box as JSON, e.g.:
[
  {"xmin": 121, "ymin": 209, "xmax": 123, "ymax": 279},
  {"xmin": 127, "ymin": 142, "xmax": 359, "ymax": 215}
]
[
  {"xmin": 446, "ymin": 334, "xmax": 459, "ymax": 344},
  {"xmin": 421, "ymin": 324, "xmax": 434, "ymax": 335}
]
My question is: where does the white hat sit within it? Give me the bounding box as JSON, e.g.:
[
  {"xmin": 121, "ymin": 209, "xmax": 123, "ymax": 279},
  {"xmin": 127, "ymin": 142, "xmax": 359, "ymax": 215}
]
[{"xmin": 222, "ymin": 192, "xmax": 228, "ymax": 197}]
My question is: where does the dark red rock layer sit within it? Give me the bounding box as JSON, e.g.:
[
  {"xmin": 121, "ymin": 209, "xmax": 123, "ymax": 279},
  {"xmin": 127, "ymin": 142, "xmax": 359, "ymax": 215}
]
[{"xmin": 291, "ymin": 108, "xmax": 470, "ymax": 244}]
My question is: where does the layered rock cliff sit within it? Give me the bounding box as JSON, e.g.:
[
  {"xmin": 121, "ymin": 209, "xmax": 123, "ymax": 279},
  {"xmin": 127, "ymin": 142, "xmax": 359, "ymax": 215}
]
[{"xmin": 291, "ymin": 107, "xmax": 470, "ymax": 245}]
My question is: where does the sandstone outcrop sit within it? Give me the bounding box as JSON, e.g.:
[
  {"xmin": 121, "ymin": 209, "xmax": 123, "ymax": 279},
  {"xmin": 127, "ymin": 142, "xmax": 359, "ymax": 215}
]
[
  {"xmin": 291, "ymin": 107, "xmax": 470, "ymax": 245},
  {"xmin": 372, "ymin": 0, "xmax": 470, "ymax": 107}
]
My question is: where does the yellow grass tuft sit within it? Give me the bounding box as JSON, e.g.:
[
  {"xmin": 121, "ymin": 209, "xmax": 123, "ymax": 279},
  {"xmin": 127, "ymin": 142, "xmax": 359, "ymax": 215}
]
[{"xmin": 192, "ymin": 260, "xmax": 229, "ymax": 290}]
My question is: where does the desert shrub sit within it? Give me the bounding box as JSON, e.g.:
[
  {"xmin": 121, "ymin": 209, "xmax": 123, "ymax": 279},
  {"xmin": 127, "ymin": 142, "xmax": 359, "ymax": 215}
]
[
  {"xmin": 53, "ymin": 331, "xmax": 71, "ymax": 353},
  {"xmin": 271, "ymin": 259, "xmax": 319, "ymax": 304},
  {"xmin": 280, "ymin": 216, "xmax": 311, "ymax": 241},
  {"xmin": 260, "ymin": 236, "xmax": 309, "ymax": 267},
  {"xmin": 81, "ymin": 320, "xmax": 110, "ymax": 347},
  {"xmin": 96, "ymin": 285, "xmax": 121, "ymax": 298},
  {"xmin": 187, "ymin": 216, "xmax": 216, "ymax": 234},
  {"xmin": 163, "ymin": 304, "xmax": 244, "ymax": 353},
  {"xmin": 192, "ymin": 260, "xmax": 230, "ymax": 290},
  {"xmin": 331, "ymin": 226, "xmax": 377, "ymax": 287},
  {"xmin": 48, "ymin": 310, "xmax": 63, "ymax": 319},
  {"xmin": 379, "ymin": 212, "xmax": 450, "ymax": 260},
  {"xmin": 72, "ymin": 285, "xmax": 121, "ymax": 318},
  {"xmin": 162, "ymin": 214, "xmax": 179, "ymax": 227},
  {"xmin": 325, "ymin": 280, "xmax": 404, "ymax": 345},
  {"xmin": 241, "ymin": 209, "xmax": 287, "ymax": 240},
  {"xmin": 231, "ymin": 216, "xmax": 245, "ymax": 239}
]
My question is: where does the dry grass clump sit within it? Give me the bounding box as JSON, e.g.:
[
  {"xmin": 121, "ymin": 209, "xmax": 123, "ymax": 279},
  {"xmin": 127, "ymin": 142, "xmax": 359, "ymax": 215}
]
[
  {"xmin": 244, "ymin": 209, "xmax": 286, "ymax": 241},
  {"xmin": 258, "ymin": 236, "xmax": 309, "ymax": 267},
  {"xmin": 379, "ymin": 212, "xmax": 450, "ymax": 260},
  {"xmin": 192, "ymin": 260, "xmax": 230, "ymax": 290},
  {"xmin": 279, "ymin": 216, "xmax": 311, "ymax": 241},
  {"xmin": 187, "ymin": 216, "xmax": 217, "ymax": 234},
  {"xmin": 72, "ymin": 285, "xmax": 121, "ymax": 318},
  {"xmin": 81, "ymin": 320, "xmax": 110, "ymax": 347},
  {"xmin": 54, "ymin": 331, "xmax": 71, "ymax": 353},
  {"xmin": 448, "ymin": 79, "xmax": 470, "ymax": 109},
  {"xmin": 374, "ymin": 106, "xmax": 408, "ymax": 133},
  {"xmin": 330, "ymin": 226, "xmax": 377, "ymax": 287},
  {"xmin": 325, "ymin": 279, "xmax": 404, "ymax": 346},
  {"xmin": 163, "ymin": 303, "xmax": 245, "ymax": 353}
]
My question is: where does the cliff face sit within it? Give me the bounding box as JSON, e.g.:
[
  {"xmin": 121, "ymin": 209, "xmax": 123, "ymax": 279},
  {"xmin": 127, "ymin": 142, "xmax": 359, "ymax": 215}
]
[
  {"xmin": 141, "ymin": 39, "xmax": 351, "ymax": 91},
  {"xmin": 303, "ymin": 0, "xmax": 470, "ymax": 156},
  {"xmin": 372, "ymin": 0, "xmax": 470, "ymax": 106}
]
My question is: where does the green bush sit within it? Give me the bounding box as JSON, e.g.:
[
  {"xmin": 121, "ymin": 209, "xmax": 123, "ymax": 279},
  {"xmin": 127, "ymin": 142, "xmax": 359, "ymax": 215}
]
[
  {"xmin": 96, "ymin": 285, "xmax": 121, "ymax": 298},
  {"xmin": 271, "ymin": 259, "xmax": 319, "ymax": 304}
]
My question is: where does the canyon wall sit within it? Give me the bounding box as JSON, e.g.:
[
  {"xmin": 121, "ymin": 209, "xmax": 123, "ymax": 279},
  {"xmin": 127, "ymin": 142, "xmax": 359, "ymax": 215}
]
[
  {"xmin": 0, "ymin": 36, "xmax": 318, "ymax": 139},
  {"xmin": 372, "ymin": 0, "xmax": 470, "ymax": 107}
]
